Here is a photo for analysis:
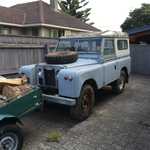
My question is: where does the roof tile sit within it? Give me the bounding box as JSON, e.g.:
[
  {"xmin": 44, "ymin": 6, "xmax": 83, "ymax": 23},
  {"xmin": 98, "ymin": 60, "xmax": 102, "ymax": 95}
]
[{"xmin": 0, "ymin": 0, "xmax": 100, "ymax": 32}]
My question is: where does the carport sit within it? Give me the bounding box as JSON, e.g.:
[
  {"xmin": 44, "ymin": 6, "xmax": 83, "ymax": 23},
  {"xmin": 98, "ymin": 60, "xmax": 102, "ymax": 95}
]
[
  {"xmin": 128, "ymin": 25, "xmax": 150, "ymax": 44},
  {"xmin": 128, "ymin": 25, "xmax": 150, "ymax": 75}
]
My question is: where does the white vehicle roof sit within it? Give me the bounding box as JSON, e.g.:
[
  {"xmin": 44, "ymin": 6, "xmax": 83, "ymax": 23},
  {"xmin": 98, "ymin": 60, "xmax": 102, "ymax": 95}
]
[{"xmin": 60, "ymin": 30, "xmax": 129, "ymax": 39}]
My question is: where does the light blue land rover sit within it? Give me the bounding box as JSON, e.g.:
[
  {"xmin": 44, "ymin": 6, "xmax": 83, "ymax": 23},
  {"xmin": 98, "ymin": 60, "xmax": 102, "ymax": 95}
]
[{"xmin": 19, "ymin": 31, "xmax": 131, "ymax": 121}]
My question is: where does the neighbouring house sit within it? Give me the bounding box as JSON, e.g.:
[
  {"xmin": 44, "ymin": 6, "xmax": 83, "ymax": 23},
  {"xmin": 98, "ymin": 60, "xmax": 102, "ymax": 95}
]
[
  {"xmin": 128, "ymin": 25, "xmax": 150, "ymax": 44},
  {"xmin": 0, "ymin": 0, "xmax": 100, "ymax": 38}
]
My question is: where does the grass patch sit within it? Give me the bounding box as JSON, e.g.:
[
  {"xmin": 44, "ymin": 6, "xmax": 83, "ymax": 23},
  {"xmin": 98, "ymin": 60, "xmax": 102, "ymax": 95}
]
[{"xmin": 47, "ymin": 131, "xmax": 62, "ymax": 143}]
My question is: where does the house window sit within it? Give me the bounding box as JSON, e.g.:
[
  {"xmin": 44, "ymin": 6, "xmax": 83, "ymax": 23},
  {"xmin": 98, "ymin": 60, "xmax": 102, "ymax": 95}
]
[
  {"xmin": 117, "ymin": 40, "xmax": 128, "ymax": 50},
  {"xmin": 49, "ymin": 29, "xmax": 53, "ymax": 38},
  {"xmin": 0, "ymin": 26, "xmax": 10, "ymax": 35},
  {"xmin": 32, "ymin": 28, "xmax": 39, "ymax": 36},
  {"xmin": 58, "ymin": 29, "xmax": 65, "ymax": 37},
  {"xmin": 49, "ymin": 29, "xmax": 59, "ymax": 38},
  {"xmin": 22, "ymin": 29, "xmax": 27, "ymax": 35},
  {"xmin": 53, "ymin": 29, "xmax": 58, "ymax": 38},
  {"xmin": 0, "ymin": 26, "xmax": 3, "ymax": 34},
  {"xmin": 8, "ymin": 28, "xmax": 11, "ymax": 35}
]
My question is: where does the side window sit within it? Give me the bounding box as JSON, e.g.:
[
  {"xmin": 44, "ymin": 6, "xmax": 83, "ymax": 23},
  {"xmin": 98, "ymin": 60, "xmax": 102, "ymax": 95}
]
[
  {"xmin": 91, "ymin": 39, "xmax": 101, "ymax": 52},
  {"xmin": 117, "ymin": 40, "xmax": 128, "ymax": 50},
  {"xmin": 103, "ymin": 39, "xmax": 115, "ymax": 57},
  {"xmin": 74, "ymin": 40, "xmax": 79, "ymax": 51},
  {"xmin": 78, "ymin": 40, "xmax": 90, "ymax": 51}
]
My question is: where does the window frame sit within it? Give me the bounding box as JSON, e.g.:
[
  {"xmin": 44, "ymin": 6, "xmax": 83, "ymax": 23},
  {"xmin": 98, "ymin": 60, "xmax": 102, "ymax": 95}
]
[
  {"xmin": 77, "ymin": 38, "xmax": 102, "ymax": 52},
  {"xmin": 90, "ymin": 38, "xmax": 102, "ymax": 52},
  {"xmin": 103, "ymin": 38, "xmax": 116, "ymax": 60},
  {"xmin": 78, "ymin": 39, "xmax": 90, "ymax": 51},
  {"xmin": 117, "ymin": 39, "xmax": 128, "ymax": 50}
]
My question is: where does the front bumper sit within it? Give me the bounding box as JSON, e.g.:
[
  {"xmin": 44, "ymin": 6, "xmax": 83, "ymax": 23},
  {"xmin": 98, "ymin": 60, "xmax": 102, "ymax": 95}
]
[{"xmin": 42, "ymin": 94, "xmax": 76, "ymax": 106}]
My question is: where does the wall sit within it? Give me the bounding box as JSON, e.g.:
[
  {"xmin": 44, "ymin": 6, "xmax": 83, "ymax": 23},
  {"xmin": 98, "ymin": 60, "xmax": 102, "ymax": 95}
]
[
  {"xmin": 11, "ymin": 27, "xmax": 23, "ymax": 35},
  {"xmin": 0, "ymin": 25, "xmax": 86, "ymax": 38},
  {"xmin": 130, "ymin": 44, "xmax": 150, "ymax": 75}
]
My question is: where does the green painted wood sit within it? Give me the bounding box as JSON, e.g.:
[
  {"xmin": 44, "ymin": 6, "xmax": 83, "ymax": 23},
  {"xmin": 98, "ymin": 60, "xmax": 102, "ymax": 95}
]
[{"xmin": 0, "ymin": 87, "xmax": 42, "ymax": 118}]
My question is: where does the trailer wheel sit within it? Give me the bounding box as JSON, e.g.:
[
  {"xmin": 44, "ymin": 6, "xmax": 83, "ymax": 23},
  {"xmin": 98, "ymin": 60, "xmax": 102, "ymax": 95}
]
[
  {"xmin": 0, "ymin": 124, "xmax": 23, "ymax": 150},
  {"xmin": 112, "ymin": 70, "xmax": 127, "ymax": 94},
  {"xmin": 70, "ymin": 84, "xmax": 95, "ymax": 121}
]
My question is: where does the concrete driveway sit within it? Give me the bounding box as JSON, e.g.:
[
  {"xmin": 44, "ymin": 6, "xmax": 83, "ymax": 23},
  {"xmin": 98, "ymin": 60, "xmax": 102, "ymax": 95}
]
[{"xmin": 23, "ymin": 75, "xmax": 150, "ymax": 150}]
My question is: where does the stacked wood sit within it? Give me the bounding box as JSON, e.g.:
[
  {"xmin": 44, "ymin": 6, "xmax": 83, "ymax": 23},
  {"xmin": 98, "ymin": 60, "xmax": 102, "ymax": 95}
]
[
  {"xmin": 0, "ymin": 76, "xmax": 32, "ymax": 102},
  {"xmin": 2, "ymin": 84, "xmax": 32, "ymax": 99}
]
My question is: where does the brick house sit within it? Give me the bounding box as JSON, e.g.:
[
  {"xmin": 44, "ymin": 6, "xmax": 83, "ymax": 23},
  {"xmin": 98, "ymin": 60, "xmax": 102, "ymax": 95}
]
[{"xmin": 0, "ymin": 0, "xmax": 100, "ymax": 38}]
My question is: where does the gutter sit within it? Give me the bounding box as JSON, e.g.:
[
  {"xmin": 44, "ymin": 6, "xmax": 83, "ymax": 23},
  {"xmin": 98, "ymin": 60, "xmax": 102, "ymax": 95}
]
[{"xmin": 0, "ymin": 22, "xmax": 95, "ymax": 33}]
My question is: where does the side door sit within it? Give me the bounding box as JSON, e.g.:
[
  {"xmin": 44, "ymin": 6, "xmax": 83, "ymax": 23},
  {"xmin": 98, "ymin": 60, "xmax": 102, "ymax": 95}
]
[{"xmin": 102, "ymin": 38, "xmax": 118, "ymax": 85}]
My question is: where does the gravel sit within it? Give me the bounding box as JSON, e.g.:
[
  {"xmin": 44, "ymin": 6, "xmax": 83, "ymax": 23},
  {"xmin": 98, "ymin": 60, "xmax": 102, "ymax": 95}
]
[{"xmin": 22, "ymin": 75, "xmax": 150, "ymax": 150}]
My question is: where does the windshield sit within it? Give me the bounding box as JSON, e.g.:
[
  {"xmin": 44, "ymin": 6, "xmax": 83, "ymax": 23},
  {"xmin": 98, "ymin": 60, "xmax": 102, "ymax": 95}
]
[
  {"xmin": 56, "ymin": 38, "xmax": 102, "ymax": 52},
  {"xmin": 56, "ymin": 40, "xmax": 73, "ymax": 51}
]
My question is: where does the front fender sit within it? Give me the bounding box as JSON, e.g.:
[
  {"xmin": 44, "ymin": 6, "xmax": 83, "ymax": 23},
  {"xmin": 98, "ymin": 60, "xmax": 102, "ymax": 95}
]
[
  {"xmin": 18, "ymin": 64, "xmax": 37, "ymax": 85},
  {"xmin": 58, "ymin": 69, "xmax": 81, "ymax": 98},
  {"xmin": 0, "ymin": 114, "xmax": 23, "ymax": 127},
  {"xmin": 58, "ymin": 65, "xmax": 103, "ymax": 98}
]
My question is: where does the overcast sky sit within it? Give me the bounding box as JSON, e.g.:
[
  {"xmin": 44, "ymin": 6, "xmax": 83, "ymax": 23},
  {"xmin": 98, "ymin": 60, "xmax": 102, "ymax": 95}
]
[{"xmin": 0, "ymin": 0, "xmax": 150, "ymax": 31}]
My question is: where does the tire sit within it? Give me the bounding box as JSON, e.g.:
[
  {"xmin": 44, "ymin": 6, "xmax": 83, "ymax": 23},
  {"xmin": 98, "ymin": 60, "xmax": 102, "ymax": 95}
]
[
  {"xmin": 70, "ymin": 84, "xmax": 95, "ymax": 121},
  {"xmin": 45, "ymin": 51, "xmax": 78, "ymax": 64},
  {"xmin": 0, "ymin": 124, "xmax": 23, "ymax": 150},
  {"xmin": 112, "ymin": 70, "xmax": 127, "ymax": 94}
]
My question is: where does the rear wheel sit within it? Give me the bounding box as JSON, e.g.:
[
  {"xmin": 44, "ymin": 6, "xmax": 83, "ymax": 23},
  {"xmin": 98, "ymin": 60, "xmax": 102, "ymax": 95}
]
[
  {"xmin": 112, "ymin": 70, "xmax": 127, "ymax": 94},
  {"xmin": 70, "ymin": 84, "xmax": 95, "ymax": 121},
  {"xmin": 0, "ymin": 124, "xmax": 23, "ymax": 150}
]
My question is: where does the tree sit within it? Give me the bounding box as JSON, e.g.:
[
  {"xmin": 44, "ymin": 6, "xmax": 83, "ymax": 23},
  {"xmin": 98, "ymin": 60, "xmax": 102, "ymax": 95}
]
[
  {"xmin": 121, "ymin": 3, "xmax": 150, "ymax": 31},
  {"xmin": 59, "ymin": 0, "xmax": 91, "ymax": 23}
]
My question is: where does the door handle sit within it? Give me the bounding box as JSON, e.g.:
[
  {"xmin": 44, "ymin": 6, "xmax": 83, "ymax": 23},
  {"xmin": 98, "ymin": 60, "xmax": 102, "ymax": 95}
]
[{"xmin": 114, "ymin": 65, "xmax": 117, "ymax": 70}]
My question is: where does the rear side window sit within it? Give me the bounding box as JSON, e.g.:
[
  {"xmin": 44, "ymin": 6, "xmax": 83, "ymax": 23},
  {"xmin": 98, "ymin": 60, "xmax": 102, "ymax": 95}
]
[
  {"xmin": 104, "ymin": 39, "xmax": 115, "ymax": 56},
  {"xmin": 117, "ymin": 40, "xmax": 128, "ymax": 50}
]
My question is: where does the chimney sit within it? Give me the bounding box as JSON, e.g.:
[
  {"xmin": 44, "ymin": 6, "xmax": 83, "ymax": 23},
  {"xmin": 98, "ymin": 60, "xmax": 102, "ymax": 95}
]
[{"xmin": 50, "ymin": 0, "xmax": 59, "ymax": 11}]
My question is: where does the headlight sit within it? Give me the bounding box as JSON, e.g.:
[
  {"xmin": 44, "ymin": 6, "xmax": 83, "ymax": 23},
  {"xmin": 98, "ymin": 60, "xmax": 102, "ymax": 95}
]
[{"xmin": 38, "ymin": 69, "xmax": 43, "ymax": 77}]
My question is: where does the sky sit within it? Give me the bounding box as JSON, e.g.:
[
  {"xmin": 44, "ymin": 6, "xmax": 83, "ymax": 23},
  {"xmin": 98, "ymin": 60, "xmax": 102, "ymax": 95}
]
[{"xmin": 0, "ymin": 0, "xmax": 150, "ymax": 31}]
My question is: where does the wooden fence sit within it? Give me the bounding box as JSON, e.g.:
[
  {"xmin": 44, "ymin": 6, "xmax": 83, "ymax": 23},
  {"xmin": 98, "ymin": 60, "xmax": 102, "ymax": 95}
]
[
  {"xmin": 0, "ymin": 44, "xmax": 46, "ymax": 75},
  {"xmin": 0, "ymin": 35, "xmax": 58, "ymax": 75}
]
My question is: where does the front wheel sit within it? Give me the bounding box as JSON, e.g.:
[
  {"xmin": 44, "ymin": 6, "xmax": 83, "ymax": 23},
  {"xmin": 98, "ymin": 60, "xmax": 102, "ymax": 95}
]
[
  {"xmin": 112, "ymin": 71, "xmax": 127, "ymax": 94},
  {"xmin": 70, "ymin": 84, "xmax": 95, "ymax": 121},
  {"xmin": 0, "ymin": 124, "xmax": 23, "ymax": 150}
]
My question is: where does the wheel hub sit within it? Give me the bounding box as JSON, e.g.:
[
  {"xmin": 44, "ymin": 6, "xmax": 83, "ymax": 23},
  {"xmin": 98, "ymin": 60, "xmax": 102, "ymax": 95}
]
[
  {"xmin": 0, "ymin": 134, "xmax": 18, "ymax": 150},
  {"xmin": 119, "ymin": 75, "xmax": 125, "ymax": 90},
  {"xmin": 83, "ymin": 95, "xmax": 89, "ymax": 110},
  {"xmin": 82, "ymin": 89, "xmax": 92, "ymax": 112},
  {"xmin": 119, "ymin": 79, "xmax": 124, "ymax": 90}
]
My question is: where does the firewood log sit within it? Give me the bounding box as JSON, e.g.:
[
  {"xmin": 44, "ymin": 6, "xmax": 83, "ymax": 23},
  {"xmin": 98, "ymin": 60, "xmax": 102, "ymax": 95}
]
[
  {"xmin": 0, "ymin": 76, "xmax": 27, "ymax": 86},
  {"xmin": 2, "ymin": 84, "xmax": 32, "ymax": 99}
]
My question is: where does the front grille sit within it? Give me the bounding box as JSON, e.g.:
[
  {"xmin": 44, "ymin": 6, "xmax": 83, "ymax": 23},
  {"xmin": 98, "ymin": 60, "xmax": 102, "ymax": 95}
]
[
  {"xmin": 44, "ymin": 69, "xmax": 56, "ymax": 87},
  {"xmin": 39, "ymin": 78, "xmax": 43, "ymax": 85}
]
